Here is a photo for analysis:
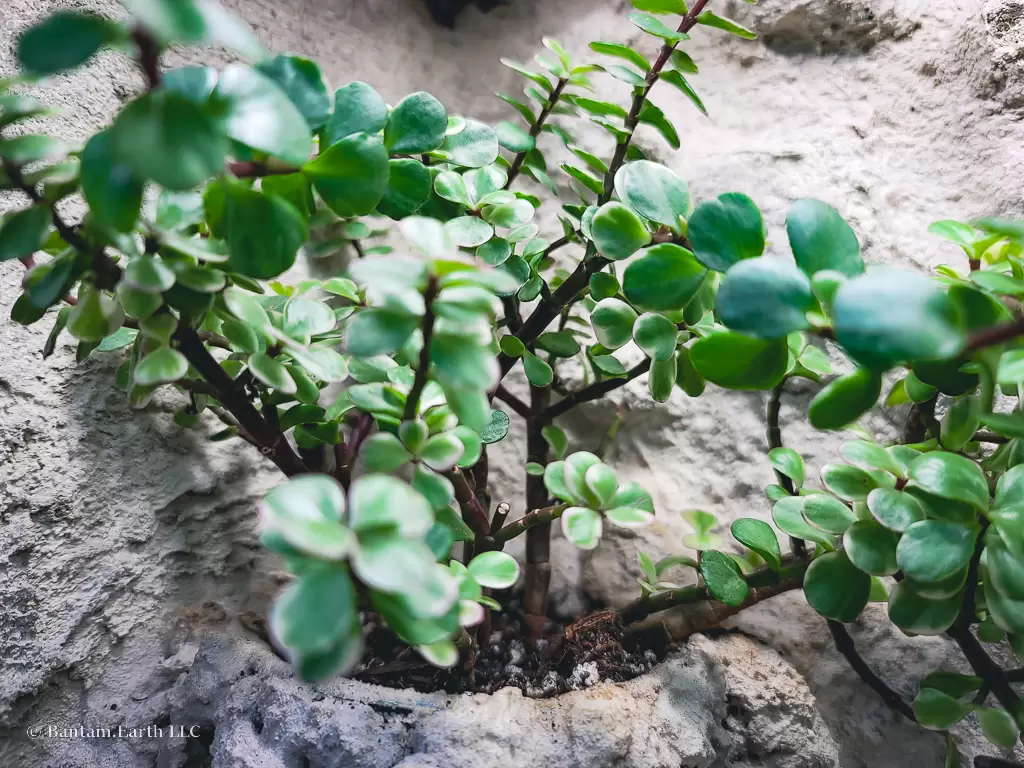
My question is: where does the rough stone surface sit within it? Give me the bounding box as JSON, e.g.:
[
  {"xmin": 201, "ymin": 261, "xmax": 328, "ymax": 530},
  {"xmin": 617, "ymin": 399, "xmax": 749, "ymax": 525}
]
[
  {"xmin": 39, "ymin": 632, "xmax": 840, "ymax": 768},
  {"xmin": 3, "ymin": 0, "xmax": 1024, "ymax": 765}
]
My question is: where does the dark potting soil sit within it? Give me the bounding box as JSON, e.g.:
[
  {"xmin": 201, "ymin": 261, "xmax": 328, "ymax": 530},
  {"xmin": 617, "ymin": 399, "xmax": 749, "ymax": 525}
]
[{"xmin": 350, "ymin": 595, "xmax": 672, "ymax": 697}]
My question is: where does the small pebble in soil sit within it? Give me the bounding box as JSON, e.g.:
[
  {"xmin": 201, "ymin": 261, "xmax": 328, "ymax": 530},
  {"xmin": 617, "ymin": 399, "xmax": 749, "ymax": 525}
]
[{"xmin": 569, "ymin": 661, "xmax": 600, "ymax": 689}]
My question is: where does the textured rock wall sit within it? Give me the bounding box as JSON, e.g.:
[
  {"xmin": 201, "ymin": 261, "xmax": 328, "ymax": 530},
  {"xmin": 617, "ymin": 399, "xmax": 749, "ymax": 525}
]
[{"xmin": 3, "ymin": 0, "xmax": 1024, "ymax": 765}]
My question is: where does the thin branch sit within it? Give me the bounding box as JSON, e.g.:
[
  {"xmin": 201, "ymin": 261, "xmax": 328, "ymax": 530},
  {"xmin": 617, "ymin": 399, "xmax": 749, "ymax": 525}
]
[
  {"xmin": 339, "ymin": 412, "xmax": 374, "ymax": 488},
  {"xmin": 946, "ymin": 521, "xmax": 1021, "ymax": 718},
  {"xmin": 494, "ymin": 384, "xmax": 531, "ymax": 418},
  {"xmin": 619, "ymin": 557, "xmax": 808, "ymax": 626},
  {"xmin": 826, "ymin": 620, "xmax": 916, "ymax": 721},
  {"xmin": 207, "ymin": 405, "xmax": 260, "ymax": 449},
  {"xmin": 175, "ymin": 328, "xmax": 309, "ymax": 476},
  {"xmin": 448, "ymin": 469, "xmax": 492, "ymax": 540},
  {"xmin": 974, "ymin": 757, "xmax": 1024, "ymax": 768},
  {"xmin": 544, "ymin": 359, "xmax": 650, "ymax": 421},
  {"xmin": 903, "ymin": 396, "xmax": 939, "ymax": 444},
  {"xmin": 403, "ymin": 276, "xmax": 439, "ymax": 420},
  {"xmin": 967, "ymin": 318, "xmax": 1024, "ymax": 353},
  {"xmin": 493, "ymin": 503, "xmax": 566, "ymax": 545},
  {"xmin": 501, "ymin": 297, "xmax": 523, "ymax": 334},
  {"xmin": 974, "ymin": 430, "xmax": 1009, "ymax": 444},
  {"xmin": 595, "ymin": 404, "xmax": 624, "ymax": 459},
  {"xmin": 227, "ymin": 159, "xmax": 301, "ymax": 178},
  {"xmin": 766, "ymin": 382, "xmax": 808, "ymax": 559},
  {"xmin": 7, "ymin": 166, "xmax": 121, "ymax": 291},
  {"xmin": 494, "ymin": 3, "xmax": 706, "ymax": 382},
  {"xmin": 130, "ymin": 26, "xmax": 161, "ymax": 90},
  {"xmin": 505, "ymin": 77, "xmax": 568, "ymax": 188},
  {"xmin": 523, "ymin": 383, "xmax": 552, "ymax": 619}
]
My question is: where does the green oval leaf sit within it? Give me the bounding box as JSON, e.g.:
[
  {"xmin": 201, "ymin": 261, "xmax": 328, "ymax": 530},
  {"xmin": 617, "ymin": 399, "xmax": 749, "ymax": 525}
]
[
  {"xmin": 110, "ymin": 90, "xmax": 227, "ymax": 190},
  {"xmin": 912, "ymin": 688, "xmax": 972, "ymax": 731},
  {"xmin": 222, "ymin": 183, "xmax": 307, "ymax": 279},
  {"xmin": 803, "ymin": 550, "xmax": 871, "ymax": 622},
  {"xmin": 843, "ymin": 519, "xmax": 899, "ymax": 576},
  {"xmin": 591, "ymin": 201, "xmax": 652, "ymax": 261},
  {"xmin": 591, "ymin": 298, "xmax": 638, "ymax": 350},
  {"xmin": 632, "ymin": 312, "xmax": 677, "ymax": 361},
  {"xmin": 802, "ymin": 495, "xmax": 856, "ymax": 535},
  {"xmin": 304, "ymin": 133, "xmax": 391, "ymax": 217},
  {"xmin": 909, "ymin": 451, "xmax": 989, "ymax": 511},
  {"xmin": 614, "ymin": 160, "xmax": 689, "ymax": 232},
  {"xmin": 769, "ymin": 447, "xmax": 805, "ymax": 488},
  {"xmin": 896, "ymin": 520, "xmax": 977, "ymax": 583},
  {"xmin": 832, "ymin": 267, "xmax": 965, "ymax": 370},
  {"xmin": 866, "ymin": 487, "xmax": 925, "ymax": 532},
  {"xmin": 786, "ymin": 199, "xmax": 863, "ymax": 277},
  {"xmin": 385, "ymin": 92, "xmax": 448, "ymax": 154},
  {"xmin": 376, "ymin": 158, "xmax": 432, "ymax": 219},
  {"xmin": 771, "ymin": 497, "xmax": 835, "ymax": 550},
  {"xmin": 0, "ymin": 206, "xmax": 50, "ymax": 262},
  {"xmin": 468, "ymin": 551, "xmax": 520, "ymax": 589},
  {"xmin": 270, "ymin": 564, "xmax": 357, "ymax": 655},
  {"xmin": 441, "ymin": 119, "xmax": 499, "ymax": 168},
  {"xmin": 699, "ymin": 550, "xmax": 749, "ymax": 607},
  {"xmin": 561, "ymin": 506, "xmax": 602, "ymax": 550},
  {"xmin": 324, "ymin": 82, "xmax": 388, "ymax": 147},
  {"xmin": 978, "ymin": 706, "xmax": 1020, "ymax": 749},
  {"xmin": 255, "ymin": 54, "xmax": 331, "ymax": 131},
  {"xmin": 689, "ymin": 333, "xmax": 788, "ymax": 391},
  {"xmin": 716, "ymin": 257, "xmax": 814, "ymax": 338},
  {"xmin": 730, "ymin": 518, "xmax": 782, "ymax": 570},
  {"xmin": 623, "ymin": 243, "xmax": 707, "ymax": 312},
  {"xmin": 134, "ymin": 347, "xmax": 188, "ymax": 386},
  {"xmin": 215, "ymin": 63, "xmax": 313, "ymax": 166},
  {"xmin": 807, "ymin": 368, "xmax": 882, "ymax": 430},
  {"xmin": 688, "ymin": 192, "xmax": 765, "ymax": 272},
  {"xmin": 17, "ymin": 11, "xmax": 121, "ymax": 76},
  {"xmin": 249, "ymin": 351, "xmax": 297, "ymax": 393}
]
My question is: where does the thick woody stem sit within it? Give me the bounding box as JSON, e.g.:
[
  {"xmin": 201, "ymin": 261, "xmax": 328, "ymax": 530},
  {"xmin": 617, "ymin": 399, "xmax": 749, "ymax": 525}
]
[
  {"xmin": 523, "ymin": 384, "xmax": 552, "ymax": 620},
  {"xmin": 620, "ymin": 558, "xmax": 808, "ymax": 626}
]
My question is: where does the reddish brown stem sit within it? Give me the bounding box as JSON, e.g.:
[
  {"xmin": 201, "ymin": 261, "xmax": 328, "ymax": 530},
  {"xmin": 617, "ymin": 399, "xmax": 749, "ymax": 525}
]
[
  {"xmin": 523, "ymin": 384, "xmax": 552, "ymax": 620},
  {"xmin": 449, "ymin": 469, "xmax": 492, "ymax": 540}
]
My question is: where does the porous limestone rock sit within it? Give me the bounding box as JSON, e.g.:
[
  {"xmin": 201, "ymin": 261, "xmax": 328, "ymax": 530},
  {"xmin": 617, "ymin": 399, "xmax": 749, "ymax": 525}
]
[{"xmin": 38, "ymin": 632, "xmax": 840, "ymax": 768}]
